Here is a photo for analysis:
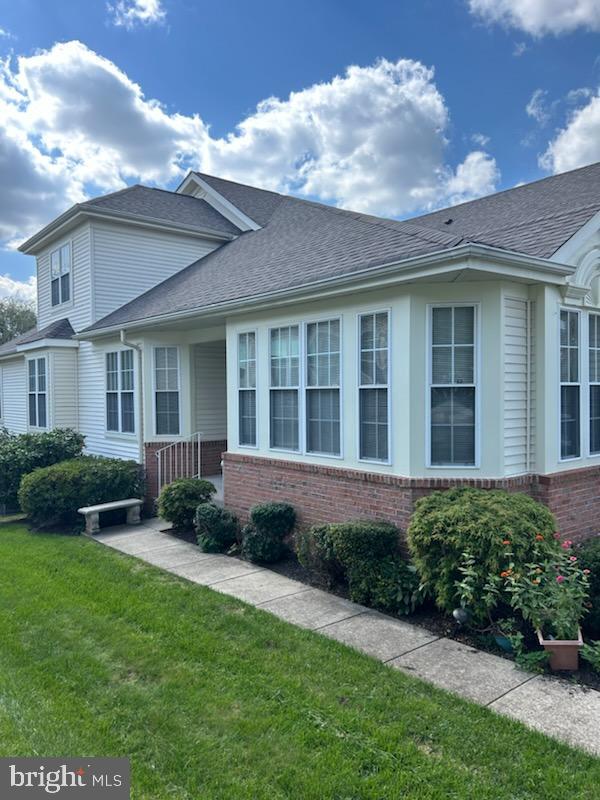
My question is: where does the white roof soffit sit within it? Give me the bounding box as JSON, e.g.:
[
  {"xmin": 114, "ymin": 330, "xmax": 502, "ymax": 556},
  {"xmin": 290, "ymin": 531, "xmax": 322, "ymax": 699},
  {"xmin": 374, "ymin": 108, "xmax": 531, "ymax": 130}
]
[{"xmin": 176, "ymin": 173, "xmax": 261, "ymax": 232}]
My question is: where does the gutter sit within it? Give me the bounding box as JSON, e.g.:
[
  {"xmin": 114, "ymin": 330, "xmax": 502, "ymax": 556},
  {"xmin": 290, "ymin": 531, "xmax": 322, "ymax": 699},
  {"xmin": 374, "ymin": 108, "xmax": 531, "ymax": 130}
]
[
  {"xmin": 75, "ymin": 242, "xmax": 575, "ymax": 341},
  {"xmin": 120, "ymin": 329, "xmax": 145, "ymax": 465}
]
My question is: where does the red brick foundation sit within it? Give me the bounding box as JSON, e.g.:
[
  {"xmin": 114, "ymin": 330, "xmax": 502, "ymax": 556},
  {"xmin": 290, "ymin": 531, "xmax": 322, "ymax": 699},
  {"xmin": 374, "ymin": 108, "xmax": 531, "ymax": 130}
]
[
  {"xmin": 222, "ymin": 452, "xmax": 600, "ymax": 543},
  {"xmin": 144, "ymin": 439, "xmax": 226, "ymax": 505}
]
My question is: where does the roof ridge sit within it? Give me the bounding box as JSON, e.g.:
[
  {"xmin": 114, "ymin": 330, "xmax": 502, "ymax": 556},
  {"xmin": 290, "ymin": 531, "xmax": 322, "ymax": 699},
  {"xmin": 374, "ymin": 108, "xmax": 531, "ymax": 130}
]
[{"xmin": 82, "ymin": 184, "xmax": 143, "ymax": 206}]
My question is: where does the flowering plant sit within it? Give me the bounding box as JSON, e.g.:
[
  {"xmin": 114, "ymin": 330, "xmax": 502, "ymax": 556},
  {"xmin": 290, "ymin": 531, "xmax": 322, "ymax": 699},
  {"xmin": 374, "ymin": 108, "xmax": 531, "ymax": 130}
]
[{"xmin": 501, "ymin": 540, "xmax": 590, "ymax": 640}]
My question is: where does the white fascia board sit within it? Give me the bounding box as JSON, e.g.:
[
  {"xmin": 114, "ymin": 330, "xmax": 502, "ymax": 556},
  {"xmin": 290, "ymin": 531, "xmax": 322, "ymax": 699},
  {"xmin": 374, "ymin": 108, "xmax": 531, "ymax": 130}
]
[
  {"xmin": 176, "ymin": 174, "xmax": 260, "ymax": 232},
  {"xmin": 75, "ymin": 243, "xmax": 574, "ymax": 340},
  {"xmin": 550, "ymin": 209, "xmax": 600, "ymax": 263},
  {"xmin": 17, "ymin": 339, "xmax": 79, "ymax": 353}
]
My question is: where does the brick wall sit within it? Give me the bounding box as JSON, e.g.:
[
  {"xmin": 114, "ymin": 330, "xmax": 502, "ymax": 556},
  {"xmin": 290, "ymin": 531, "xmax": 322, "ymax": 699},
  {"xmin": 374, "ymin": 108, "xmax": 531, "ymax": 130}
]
[
  {"xmin": 222, "ymin": 452, "xmax": 600, "ymax": 543},
  {"xmin": 144, "ymin": 439, "xmax": 226, "ymax": 505}
]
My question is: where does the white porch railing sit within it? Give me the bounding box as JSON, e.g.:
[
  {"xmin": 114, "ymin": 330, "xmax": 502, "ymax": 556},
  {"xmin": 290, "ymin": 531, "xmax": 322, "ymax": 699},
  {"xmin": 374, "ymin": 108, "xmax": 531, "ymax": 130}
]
[{"xmin": 156, "ymin": 432, "xmax": 203, "ymax": 495}]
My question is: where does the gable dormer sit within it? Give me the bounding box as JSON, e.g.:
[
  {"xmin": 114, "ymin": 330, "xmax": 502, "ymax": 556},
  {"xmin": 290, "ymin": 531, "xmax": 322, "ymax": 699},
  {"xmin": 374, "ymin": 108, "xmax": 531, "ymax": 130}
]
[{"xmin": 176, "ymin": 172, "xmax": 261, "ymax": 232}]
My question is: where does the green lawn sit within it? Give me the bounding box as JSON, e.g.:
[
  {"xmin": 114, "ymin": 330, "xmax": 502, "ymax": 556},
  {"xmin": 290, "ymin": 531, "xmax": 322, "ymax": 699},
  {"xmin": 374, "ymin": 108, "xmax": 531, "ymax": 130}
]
[{"xmin": 0, "ymin": 524, "xmax": 598, "ymax": 799}]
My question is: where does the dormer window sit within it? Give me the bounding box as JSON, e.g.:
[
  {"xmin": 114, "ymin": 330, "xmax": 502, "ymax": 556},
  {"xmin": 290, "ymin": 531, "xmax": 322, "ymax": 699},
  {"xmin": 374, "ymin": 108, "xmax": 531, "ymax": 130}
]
[{"xmin": 50, "ymin": 243, "xmax": 71, "ymax": 306}]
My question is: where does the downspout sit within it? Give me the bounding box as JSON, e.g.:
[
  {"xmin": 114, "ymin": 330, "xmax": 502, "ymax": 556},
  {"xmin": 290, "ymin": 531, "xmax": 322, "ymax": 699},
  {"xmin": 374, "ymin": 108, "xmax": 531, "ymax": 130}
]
[
  {"xmin": 120, "ymin": 329, "xmax": 144, "ymax": 465},
  {"xmin": 526, "ymin": 300, "xmax": 532, "ymax": 473}
]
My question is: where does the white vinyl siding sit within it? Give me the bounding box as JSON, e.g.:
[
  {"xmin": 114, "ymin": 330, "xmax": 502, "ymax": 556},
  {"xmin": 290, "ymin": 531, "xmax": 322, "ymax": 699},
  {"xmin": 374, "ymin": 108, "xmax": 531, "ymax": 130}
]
[
  {"xmin": 269, "ymin": 326, "xmax": 300, "ymax": 451},
  {"xmin": 51, "ymin": 349, "xmax": 78, "ymax": 430},
  {"xmin": 359, "ymin": 311, "xmax": 389, "ymax": 462},
  {"xmin": 27, "ymin": 357, "xmax": 47, "ymax": 429},
  {"xmin": 560, "ymin": 309, "xmax": 580, "ymax": 460},
  {"xmin": 429, "ymin": 305, "xmax": 477, "ymax": 466},
  {"xmin": 237, "ymin": 333, "xmax": 256, "ymax": 446},
  {"xmin": 92, "ymin": 222, "xmax": 220, "ymax": 322},
  {"xmin": 1, "ymin": 360, "xmax": 27, "ymax": 433},
  {"xmin": 193, "ymin": 340, "xmax": 227, "ymax": 440},
  {"xmin": 154, "ymin": 346, "xmax": 180, "ymax": 436},
  {"xmin": 503, "ymin": 298, "xmax": 535, "ymax": 475}
]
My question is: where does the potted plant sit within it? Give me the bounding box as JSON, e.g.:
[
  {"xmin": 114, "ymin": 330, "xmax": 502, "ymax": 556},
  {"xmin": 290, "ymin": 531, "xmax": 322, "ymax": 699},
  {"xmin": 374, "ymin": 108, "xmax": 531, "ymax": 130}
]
[{"xmin": 502, "ymin": 540, "xmax": 591, "ymax": 671}]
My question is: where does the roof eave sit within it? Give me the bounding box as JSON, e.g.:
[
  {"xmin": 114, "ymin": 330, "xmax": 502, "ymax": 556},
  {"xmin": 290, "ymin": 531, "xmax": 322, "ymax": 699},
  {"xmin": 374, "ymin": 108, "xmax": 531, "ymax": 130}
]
[
  {"xmin": 76, "ymin": 242, "xmax": 574, "ymax": 340},
  {"xmin": 19, "ymin": 205, "xmax": 236, "ymax": 254}
]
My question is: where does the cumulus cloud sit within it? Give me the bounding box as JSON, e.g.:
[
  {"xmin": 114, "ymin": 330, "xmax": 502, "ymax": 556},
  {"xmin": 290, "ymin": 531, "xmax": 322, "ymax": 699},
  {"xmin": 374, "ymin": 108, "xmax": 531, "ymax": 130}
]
[
  {"xmin": 468, "ymin": 0, "xmax": 600, "ymax": 36},
  {"xmin": 541, "ymin": 92, "xmax": 600, "ymax": 172},
  {"xmin": 0, "ymin": 42, "xmax": 499, "ymax": 252},
  {"xmin": 526, "ymin": 88, "xmax": 554, "ymax": 125},
  {"xmin": 108, "ymin": 0, "xmax": 166, "ymax": 29},
  {"xmin": 0, "ymin": 274, "xmax": 36, "ymax": 302}
]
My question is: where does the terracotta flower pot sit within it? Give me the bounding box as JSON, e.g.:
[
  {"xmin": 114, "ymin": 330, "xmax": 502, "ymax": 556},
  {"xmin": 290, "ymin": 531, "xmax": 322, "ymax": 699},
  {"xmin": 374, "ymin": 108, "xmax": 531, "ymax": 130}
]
[{"xmin": 536, "ymin": 628, "xmax": 583, "ymax": 671}]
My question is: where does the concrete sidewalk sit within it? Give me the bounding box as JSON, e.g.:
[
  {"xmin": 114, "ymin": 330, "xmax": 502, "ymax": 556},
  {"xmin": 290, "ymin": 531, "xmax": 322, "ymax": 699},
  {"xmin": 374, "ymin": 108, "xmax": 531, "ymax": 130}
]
[{"xmin": 95, "ymin": 520, "xmax": 600, "ymax": 757}]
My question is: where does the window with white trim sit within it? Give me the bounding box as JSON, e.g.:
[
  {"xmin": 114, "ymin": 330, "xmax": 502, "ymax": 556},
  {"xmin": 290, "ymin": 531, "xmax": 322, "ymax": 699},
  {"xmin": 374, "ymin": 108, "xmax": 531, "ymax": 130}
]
[
  {"xmin": 429, "ymin": 305, "xmax": 476, "ymax": 466},
  {"xmin": 28, "ymin": 357, "xmax": 47, "ymax": 429},
  {"xmin": 50, "ymin": 243, "xmax": 71, "ymax": 306},
  {"xmin": 560, "ymin": 309, "xmax": 580, "ymax": 459},
  {"xmin": 269, "ymin": 326, "xmax": 300, "ymax": 450},
  {"xmin": 106, "ymin": 350, "xmax": 135, "ymax": 434},
  {"xmin": 590, "ymin": 314, "xmax": 600, "ymax": 455},
  {"xmin": 238, "ymin": 332, "xmax": 256, "ymax": 446},
  {"xmin": 154, "ymin": 347, "xmax": 180, "ymax": 436},
  {"xmin": 306, "ymin": 319, "xmax": 341, "ymax": 455},
  {"xmin": 359, "ymin": 311, "xmax": 389, "ymax": 461}
]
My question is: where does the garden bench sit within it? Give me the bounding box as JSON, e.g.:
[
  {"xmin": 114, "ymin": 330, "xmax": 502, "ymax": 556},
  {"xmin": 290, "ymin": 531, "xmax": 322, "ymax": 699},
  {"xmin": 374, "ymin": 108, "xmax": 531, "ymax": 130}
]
[{"xmin": 78, "ymin": 498, "xmax": 143, "ymax": 535}]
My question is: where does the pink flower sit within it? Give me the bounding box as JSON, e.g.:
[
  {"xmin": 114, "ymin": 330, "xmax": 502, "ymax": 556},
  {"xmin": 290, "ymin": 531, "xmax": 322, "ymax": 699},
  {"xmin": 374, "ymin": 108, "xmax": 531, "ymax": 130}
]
[
  {"xmin": 569, "ymin": 556, "xmax": 577, "ymax": 562},
  {"xmin": 561, "ymin": 540, "xmax": 573, "ymax": 549},
  {"xmin": 584, "ymin": 569, "xmax": 591, "ymax": 575},
  {"xmin": 556, "ymin": 575, "xmax": 566, "ymax": 584},
  {"xmin": 554, "ymin": 533, "xmax": 562, "ymax": 540}
]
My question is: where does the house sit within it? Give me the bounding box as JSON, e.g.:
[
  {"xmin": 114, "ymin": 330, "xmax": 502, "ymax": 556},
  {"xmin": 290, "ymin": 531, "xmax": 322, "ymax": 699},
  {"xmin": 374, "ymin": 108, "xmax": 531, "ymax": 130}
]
[{"xmin": 5, "ymin": 163, "xmax": 600, "ymax": 540}]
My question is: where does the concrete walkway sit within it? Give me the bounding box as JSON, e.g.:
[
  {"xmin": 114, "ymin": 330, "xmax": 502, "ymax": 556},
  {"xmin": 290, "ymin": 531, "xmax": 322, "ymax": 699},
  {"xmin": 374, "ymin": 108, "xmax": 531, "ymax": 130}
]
[{"xmin": 94, "ymin": 520, "xmax": 600, "ymax": 757}]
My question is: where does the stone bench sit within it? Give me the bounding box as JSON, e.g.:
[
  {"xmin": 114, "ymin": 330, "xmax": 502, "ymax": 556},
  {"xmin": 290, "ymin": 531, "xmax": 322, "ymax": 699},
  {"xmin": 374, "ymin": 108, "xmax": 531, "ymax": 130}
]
[{"xmin": 78, "ymin": 498, "xmax": 143, "ymax": 535}]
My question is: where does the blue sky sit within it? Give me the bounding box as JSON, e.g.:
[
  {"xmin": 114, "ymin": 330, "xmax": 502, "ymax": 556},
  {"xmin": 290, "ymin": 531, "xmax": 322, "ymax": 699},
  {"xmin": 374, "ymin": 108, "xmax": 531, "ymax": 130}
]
[{"xmin": 0, "ymin": 0, "xmax": 599, "ymax": 301}]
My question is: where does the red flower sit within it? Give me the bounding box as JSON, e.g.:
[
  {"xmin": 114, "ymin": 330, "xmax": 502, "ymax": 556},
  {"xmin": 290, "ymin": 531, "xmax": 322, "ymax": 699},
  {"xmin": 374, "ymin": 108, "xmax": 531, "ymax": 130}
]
[{"xmin": 556, "ymin": 575, "xmax": 566, "ymax": 584}]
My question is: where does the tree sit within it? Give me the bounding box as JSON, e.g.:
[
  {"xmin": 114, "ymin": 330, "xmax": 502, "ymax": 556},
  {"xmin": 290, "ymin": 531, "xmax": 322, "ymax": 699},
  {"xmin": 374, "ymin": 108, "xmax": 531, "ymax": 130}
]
[{"xmin": 0, "ymin": 298, "xmax": 36, "ymax": 345}]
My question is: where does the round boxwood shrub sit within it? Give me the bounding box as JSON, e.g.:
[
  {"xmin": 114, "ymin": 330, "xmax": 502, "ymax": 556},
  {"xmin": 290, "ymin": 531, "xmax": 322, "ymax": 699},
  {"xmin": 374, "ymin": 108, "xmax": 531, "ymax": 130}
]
[
  {"xmin": 241, "ymin": 523, "xmax": 285, "ymax": 564},
  {"xmin": 18, "ymin": 456, "xmax": 143, "ymax": 531},
  {"xmin": 250, "ymin": 502, "xmax": 296, "ymax": 538},
  {"xmin": 195, "ymin": 503, "xmax": 239, "ymax": 553},
  {"xmin": 407, "ymin": 487, "xmax": 557, "ymax": 621},
  {"xmin": 158, "ymin": 478, "xmax": 216, "ymax": 530},
  {"xmin": 346, "ymin": 555, "xmax": 423, "ymax": 616},
  {"xmin": 578, "ymin": 536, "xmax": 600, "ymax": 638},
  {"xmin": 328, "ymin": 520, "xmax": 400, "ymax": 568}
]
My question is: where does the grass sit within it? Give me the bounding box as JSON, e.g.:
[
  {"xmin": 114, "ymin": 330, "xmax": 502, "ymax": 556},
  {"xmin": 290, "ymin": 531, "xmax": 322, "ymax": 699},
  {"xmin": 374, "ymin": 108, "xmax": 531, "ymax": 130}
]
[{"xmin": 0, "ymin": 524, "xmax": 598, "ymax": 799}]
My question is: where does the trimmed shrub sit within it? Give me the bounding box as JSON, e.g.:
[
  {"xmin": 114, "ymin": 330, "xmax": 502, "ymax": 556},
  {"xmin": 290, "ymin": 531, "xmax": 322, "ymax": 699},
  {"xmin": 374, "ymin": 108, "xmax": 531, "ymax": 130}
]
[
  {"xmin": 241, "ymin": 524, "xmax": 285, "ymax": 564},
  {"xmin": 346, "ymin": 555, "xmax": 423, "ymax": 615},
  {"xmin": 296, "ymin": 524, "xmax": 344, "ymax": 586},
  {"xmin": 18, "ymin": 456, "xmax": 143, "ymax": 531},
  {"xmin": 195, "ymin": 503, "xmax": 239, "ymax": 553},
  {"xmin": 158, "ymin": 478, "xmax": 216, "ymax": 530},
  {"xmin": 250, "ymin": 502, "xmax": 296, "ymax": 538},
  {"xmin": 328, "ymin": 521, "xmax": 400, "ymax": 568},
  {"xmin": 0, "ymin": 428, "xmax": 84, "ymax": 510},
  {"xmin": 407, "ymin": 487, "xmax": 557, "ymax": 621},
  {"xmin": 578, "ymin": 536, "xmax": 600, "ymax": 638}
]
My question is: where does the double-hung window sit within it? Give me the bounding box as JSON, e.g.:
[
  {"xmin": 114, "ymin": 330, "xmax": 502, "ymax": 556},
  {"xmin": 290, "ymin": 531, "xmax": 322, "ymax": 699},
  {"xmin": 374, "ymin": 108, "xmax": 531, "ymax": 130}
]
[
  {"xmin": 50, "ymin": 244, "xmax": 71, "ymax": 306},
  {"xmin": 359, "ymin": 311, "xmax": 389, "ymax": 461},
  {"xmin": 429, "ymin": 305, "xmax": 476, "ymax": 466},
  {"xmin": 306, "ymin": 319, "xmax": 341, "ymax": 456},
  {"xmin": 154, "ymin": 347, "xmax": 180, "ymax": 436},
  {"xmin": 270, "ymin": 326, "xmax": 300, "ymax": 450},
  {"xmin": 590, "ymin": 314, "xmax": 600, "ymax": 455},
  {"xmin": 106, "ymin": 350, "xmax": 135, "ymax": 434},
  {"xmin": 28, "ymin": 357, "xmax": 47, "ymax": 429},
  {"xmin": 560, "ymin": 309, "xmax": 580, "ymax": 459},
  {"xmin": 238, "ymin": 332, "xmax": 257, "ymax": 446}
]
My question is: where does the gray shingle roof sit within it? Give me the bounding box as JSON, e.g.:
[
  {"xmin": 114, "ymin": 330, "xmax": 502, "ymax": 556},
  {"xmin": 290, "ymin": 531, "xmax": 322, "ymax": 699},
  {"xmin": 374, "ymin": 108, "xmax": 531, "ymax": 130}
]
[
  {"xmin": 0, "ymin": 318, "xmax": 75, "ymax": 357},
  {"xmin": 84, "ymin": 162, "xmax": 600, "ymax": 333},
  {"xmin": 83, "ymin": 184, "xmax": 240, "ymax": 236}
]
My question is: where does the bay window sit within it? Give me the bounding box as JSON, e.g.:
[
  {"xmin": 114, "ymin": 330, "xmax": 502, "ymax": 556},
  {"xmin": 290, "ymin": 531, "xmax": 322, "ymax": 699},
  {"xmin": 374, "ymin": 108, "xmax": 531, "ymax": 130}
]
[
  {"xmin": 238, "ymin": 332, "xmax": 257, "ymax": 446},
  {"xmin": 106, "ymin": 349, "xmax": 135, "ymax": 434},
  {"xmin": 590, "ymin": 314, "xmax": 600, "ymax": 455},
  {"xmin": 560, "ymin": 309, "xmax": 580, "ymax": 459},
  {"xmin": 28, "ymin": 357, "xmax": 47, "ymax": 429},
  {"xmin": 154, "ymin": 346, "xmax": 180, "ymax": 436},
  {"xmin": 429, "ymin": 305, "xmax": 476, "ymax": 466},
  {"xmin": 306, "ymin": 319, "xmax": 341, "ymax": 455},
  {"xmin": 359, "ymin": 311, "xmax": 389, "ymax": 461},
  {"xmin": 269, "ymin": 326, "xmax": 299, "ymax": 450}
]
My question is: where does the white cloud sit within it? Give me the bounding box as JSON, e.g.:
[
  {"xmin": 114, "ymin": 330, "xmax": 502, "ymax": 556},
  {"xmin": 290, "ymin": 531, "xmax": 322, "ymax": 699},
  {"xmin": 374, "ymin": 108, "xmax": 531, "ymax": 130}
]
[
  {"xmin": 540, "ymin": 92, "xmax": 600, "ymax": 172},
  {"xmin": 0, "ymin": 273, "xmax": 36, "ymax": 302},
  {"xmin": 526, "ymin": 88, "xmax": 553, "ymax": 124},
  {"xmin": 108, "ymin": 0, "xmax": 166, "ymax": 29},
  {"xmin": 0, "ymin": 42, "xmax": 499, "ymax": 251},
  {"xmin": 468, "ymin": 0, "xmax": 600, "ymax": 36},
  {"xmin": 471, "ymin": 132, "xmax": 490, "ymax": 147}
]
